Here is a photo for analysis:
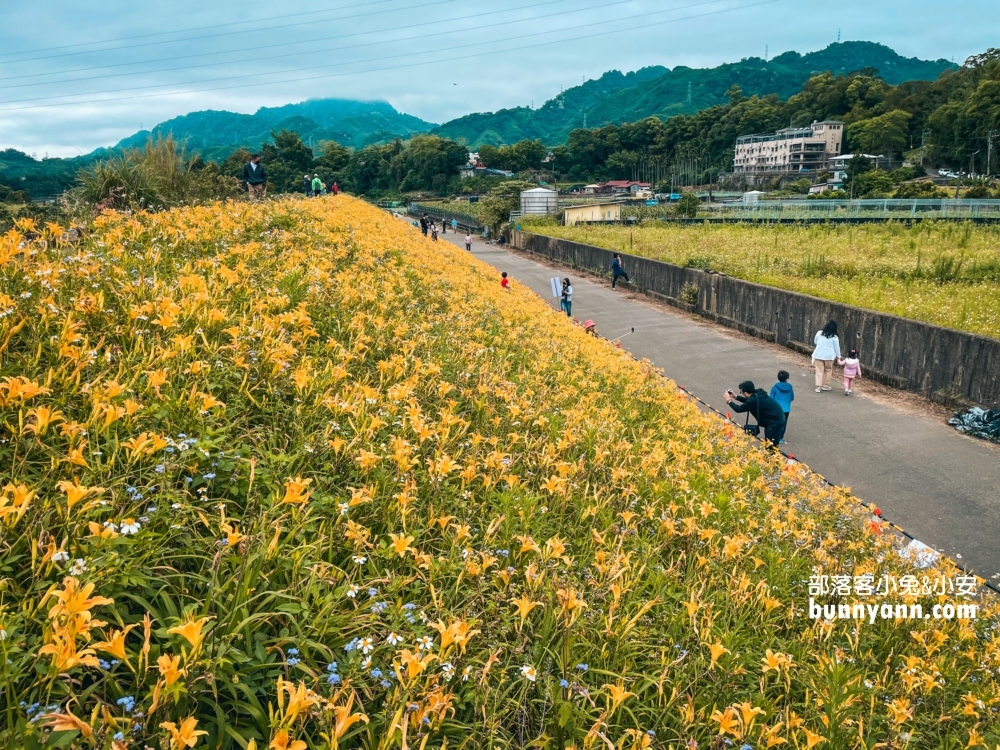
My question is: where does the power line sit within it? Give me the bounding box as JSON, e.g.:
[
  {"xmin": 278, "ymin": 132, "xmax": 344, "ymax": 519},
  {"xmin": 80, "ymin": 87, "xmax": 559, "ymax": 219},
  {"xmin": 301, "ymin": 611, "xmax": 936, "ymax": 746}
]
[
  {"xmin": 0, "ymin": 0, "xmax": 460, "ymax": 66},
  {"xmin": 0, "ymin": 0, "xmax": 573, "ymax": 89},
  {"xmin": 0, "ymin": 0, "xmax": 398, "ymax": 61},
  {"xmin": 0, "ymin": 0, "xmax": 756, "ymax": 109}
]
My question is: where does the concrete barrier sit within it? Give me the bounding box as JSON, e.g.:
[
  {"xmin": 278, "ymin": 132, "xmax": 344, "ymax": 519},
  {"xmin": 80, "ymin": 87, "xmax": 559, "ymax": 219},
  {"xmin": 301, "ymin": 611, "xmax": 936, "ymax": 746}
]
[{"xmin": 511, "ymin": 230, "xmax": 1000, "ymax": 408}]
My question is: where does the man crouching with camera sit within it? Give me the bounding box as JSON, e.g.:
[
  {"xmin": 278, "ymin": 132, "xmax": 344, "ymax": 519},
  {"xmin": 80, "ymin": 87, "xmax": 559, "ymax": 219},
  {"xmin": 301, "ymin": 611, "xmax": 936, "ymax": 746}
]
[{"xmin": 724, "ymin": 380, "xmax": 786, "ymax": 447}]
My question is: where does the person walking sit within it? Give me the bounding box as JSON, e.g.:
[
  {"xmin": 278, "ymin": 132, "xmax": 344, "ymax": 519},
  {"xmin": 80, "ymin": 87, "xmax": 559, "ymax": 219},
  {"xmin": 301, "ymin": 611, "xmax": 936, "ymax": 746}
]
[
  {"xmin": 242, "ymin": 154, "xmax": 268, "ymax": 200},
  {"xmin": 560, "ymin": 277, "xmax": 573, "ymax": 317},
  {"xmin": 465, "ymin": 233, "xmax": 472, "ymax": 252},
  {"xmin": 331, "ymin": 182, "xmax": 339, "ymax": 195},
  {"xmin": 837, "ymin": 349, "xmax": 862, "ymax": 395},
  {"xmin": 725, "ymin": 380, "xmax": 786, "ymax": 447},
  {"xmin": 302, "ymin": 174, "xmax": 312, "ymax": 196},
  {"xmin": 811, "ymin": 320, "xmax": 841, "ymax": 393},
  {"xmin": 769, "ymin": 370, "xmax": 795, "ymax": 444},
  {"xmin": 440, "ymin": 219, "xmax": 446, "ymax": 235},
  {"xmin": 611, "ymin": 253, "xmax": 630, "ymax": 288},
  {"xmin": 430, "ymin": 223, "xmax": 438, "ymax": 241},
  {"xmin": 419, "ymin": 214, "xmax": 428, "ymax": 236},
  {"xmin": 451, "ymin": 219, "xmax": 458, "ymax": 232},
  {"xmin": 311, "ymin": 174, "xmax": 323, "ymax": 197}
]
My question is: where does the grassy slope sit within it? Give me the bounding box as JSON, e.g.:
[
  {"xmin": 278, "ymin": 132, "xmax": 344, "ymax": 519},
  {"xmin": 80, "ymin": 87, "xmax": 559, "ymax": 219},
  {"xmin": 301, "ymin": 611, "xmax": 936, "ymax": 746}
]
[
  {"xmin": 522, "ymin": 219, "xmax": 1000, "ymax": 340},
  {"xmin": 1, "ymin": 199, "xmax": 997, "ymax": 749}
]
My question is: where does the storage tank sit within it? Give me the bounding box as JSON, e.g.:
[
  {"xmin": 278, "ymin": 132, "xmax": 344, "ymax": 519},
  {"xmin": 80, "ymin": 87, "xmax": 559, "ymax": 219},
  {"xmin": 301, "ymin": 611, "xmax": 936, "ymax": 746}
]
[{"xmin": 520, "ymin": 187, "xmax": 558, "ymax": 215}]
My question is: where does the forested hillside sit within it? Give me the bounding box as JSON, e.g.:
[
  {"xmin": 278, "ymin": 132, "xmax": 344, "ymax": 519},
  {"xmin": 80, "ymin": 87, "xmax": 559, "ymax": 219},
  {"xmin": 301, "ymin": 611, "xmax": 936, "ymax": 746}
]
[{"xmin": 433, "ymin": 42, "xmax": 956, "ymax": 148}]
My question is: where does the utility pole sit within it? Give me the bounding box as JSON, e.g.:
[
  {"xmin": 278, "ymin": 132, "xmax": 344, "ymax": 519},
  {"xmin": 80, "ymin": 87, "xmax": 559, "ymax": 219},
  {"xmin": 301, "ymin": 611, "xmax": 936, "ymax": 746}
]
[
  {"xmin": 920, "ymin": 128, "xmax": 930, "ymax": 168},
  {"xmin": 987, "ymin": 128, "xmax": 997, "ymax": 178}
]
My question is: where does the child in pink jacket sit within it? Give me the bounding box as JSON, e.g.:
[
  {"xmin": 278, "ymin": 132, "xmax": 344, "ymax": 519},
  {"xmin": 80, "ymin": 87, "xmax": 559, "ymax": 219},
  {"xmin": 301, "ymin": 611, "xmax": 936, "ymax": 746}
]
[{"xmin": 837, "ymin": 349, "xmax": 862, "ymax": 395}]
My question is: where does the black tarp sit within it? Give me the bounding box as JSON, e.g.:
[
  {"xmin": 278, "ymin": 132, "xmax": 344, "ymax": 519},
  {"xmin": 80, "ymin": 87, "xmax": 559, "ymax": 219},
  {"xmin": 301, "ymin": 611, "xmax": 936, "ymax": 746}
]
[{"xmin": 948, "ymin": 407, "xmax": 1000, "ymax": 443}]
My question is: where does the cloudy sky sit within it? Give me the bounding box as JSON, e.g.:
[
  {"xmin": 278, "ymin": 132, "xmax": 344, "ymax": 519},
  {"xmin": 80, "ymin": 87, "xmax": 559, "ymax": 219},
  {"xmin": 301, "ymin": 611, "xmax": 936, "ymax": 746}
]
[{"xmin": 2, "ymin": 0, "xmax": 997, "ymax": 157}]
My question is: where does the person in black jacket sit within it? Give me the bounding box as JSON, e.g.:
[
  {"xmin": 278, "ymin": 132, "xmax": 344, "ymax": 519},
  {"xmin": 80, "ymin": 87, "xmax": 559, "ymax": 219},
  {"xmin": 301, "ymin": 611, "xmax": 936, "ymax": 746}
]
[
  {"xmin": 242, "ymin": 154, "xmax": 268, "ymax": 200},
  {"xmin": 725, "ymin": 380, "xmax": 786, "ymax": 446}
]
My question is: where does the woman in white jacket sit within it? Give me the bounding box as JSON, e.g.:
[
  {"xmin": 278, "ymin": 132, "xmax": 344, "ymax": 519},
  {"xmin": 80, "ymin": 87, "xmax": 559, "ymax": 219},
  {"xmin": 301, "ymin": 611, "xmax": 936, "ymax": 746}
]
[{"xmin": 811, "ymin": 320, "xmax": 841, "ymax": 392}]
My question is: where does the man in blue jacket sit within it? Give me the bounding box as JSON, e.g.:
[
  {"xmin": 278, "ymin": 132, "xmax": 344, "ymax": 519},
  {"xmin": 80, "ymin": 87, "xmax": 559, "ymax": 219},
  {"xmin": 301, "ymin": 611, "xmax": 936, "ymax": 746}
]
[{"xmin": 769, "ymin": 370, "xmax": 795, "ymax": 444}]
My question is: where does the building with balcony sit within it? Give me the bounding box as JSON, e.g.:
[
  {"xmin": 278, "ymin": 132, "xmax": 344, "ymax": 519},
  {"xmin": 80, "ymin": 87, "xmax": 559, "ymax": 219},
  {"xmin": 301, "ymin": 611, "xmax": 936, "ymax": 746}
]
[{"xmin": 733, "ymin": 121, "xmax": 844, "ymax": 174}]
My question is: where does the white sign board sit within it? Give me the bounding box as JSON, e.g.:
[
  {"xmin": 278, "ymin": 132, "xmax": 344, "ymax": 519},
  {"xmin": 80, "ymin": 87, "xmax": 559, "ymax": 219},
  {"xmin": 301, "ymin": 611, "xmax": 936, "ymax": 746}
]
[{"xmin": 550, "ymin": 277, "xmax": 561, "ymax": 298}]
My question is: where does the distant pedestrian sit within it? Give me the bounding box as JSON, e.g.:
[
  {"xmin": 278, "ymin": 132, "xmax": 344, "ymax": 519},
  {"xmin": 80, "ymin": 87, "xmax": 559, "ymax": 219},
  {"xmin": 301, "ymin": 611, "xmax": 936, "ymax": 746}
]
[
  {"xmin": 451, "ymin": 219, "xmax": 458, "ymax": 232},
  {"xmin": 420, "ymin": 214, "xmax": 428, "ymax": 236},
  {"xmin": 725, "ymin": 380, "xmax": 786, "ymax": 447},
  {"xmin": 311, "ymin": 174, "xmax": 323, "ymax": 197},
  {"xmin": 837, "ymin": 349, "xmax": 862, "ymax": 395},
  {"xmin": 441, "ymin": 220, "xmax": 446, "ymax": 234},
  {"xmin": 331, "ymin": 182, "xmax": 339, "ymax": 195},
  {"xmin": 769, "ymin": 370, "xmax": 795, "ymax": 443},
  {"xmin": 501, "ymin": 271, "xmax": 510, "ymax": 290},
  {"xmin": 811, "ymin": 320, "xmax": 841, "ymax": 393},
  {"xmin": 431, "ymin": 223, "xmax": 438, "ymax": 241},
  {"xmin": 242, "ymin": 153, "xmax": 267, "ymax": 200},
  {"xmin": 560, "ymin": 277, "xmax": 573, "ymax": 317},
  {"xmin": 302, "ymin": 174, "xmax": 312, "ymax": 195},
  {"xmin": 611, "ymin": 253, "xmax": 630, "ymax": 288},
  {"xmin": 465, "ymin": 233, "xmax": 472, "ymax": 251}
]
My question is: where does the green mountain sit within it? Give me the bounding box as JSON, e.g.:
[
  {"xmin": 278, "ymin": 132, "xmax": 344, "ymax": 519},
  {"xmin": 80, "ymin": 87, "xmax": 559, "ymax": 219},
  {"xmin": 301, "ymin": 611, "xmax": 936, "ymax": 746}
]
[
  {"xmin": 433, "ymin": 42, "xmax": 957, "ymax": 148},
  {"xmin": 431, "ymin": 66, "xmax": 667, "ymax": 147},
  {"xmin": 113, "ymin": 98, "xmax": 436, "ymax": 161}
]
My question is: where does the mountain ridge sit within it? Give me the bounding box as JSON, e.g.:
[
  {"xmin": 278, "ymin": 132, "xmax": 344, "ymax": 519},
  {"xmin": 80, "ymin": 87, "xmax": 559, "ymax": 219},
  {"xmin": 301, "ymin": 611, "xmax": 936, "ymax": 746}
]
[
  {"xmin": 432, "ymin": 41, "xmax": 957, "ymax": 148},
  {"xmin": 110, "ymin": 98, "xmax": 437, "ymax": 160}
]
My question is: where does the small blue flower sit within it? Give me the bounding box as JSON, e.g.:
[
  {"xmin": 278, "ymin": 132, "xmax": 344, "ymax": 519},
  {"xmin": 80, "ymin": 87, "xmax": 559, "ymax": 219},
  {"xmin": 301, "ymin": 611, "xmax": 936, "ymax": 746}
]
[
  {"xmin": 99, "ymin": 659, "xmax": 111, "ymax": 670},
  {"xmin": 326, "ymin": 673, "xmax": 342, "ymax": 685},
  {"xmin": 116, "ymin": 696, "xmax": 136, "ymax": 713},
  {"xmin": 371, "ymin": 668, "xmax": 383, "ymax": 678},
  {"xmin": 154, "ymin": 465, "xmax": 165, "ymax": 474},
  {"xmin": 287, "ymin": 657, "xmax": 300, "ymax": 666},
  {"xmin": 575, "ymin": 663, "xmax": 588, "ymax": 672},
  {"xmin": 326, "ymin": 661, "xmax": 339, "ymax": 672},
  {"xmin": 380, "ymin": 679, "xmax": 392, "ymax": 688},
  {"xmin": 739, "ymin": 744, "xmax": 752, "ymax": 750},
  {"xmin": 559, "ymin": 679, "xmax": 569, "ymax": 688},
  {"xmin": 402, "ymin": 603, "xmax": 417, "ymax": 610},
  {"xmin": 185, "ymin": 476, "xmax": 193, "ymax": 484},
  {"xmin": 114, "ymin": 732, "xmax": 125, "ymax": 741},
  {"xmin": 204, "ymin": 472, "xmax": 216, "ymax": 480},
  {"xmin": 367, "ymin": 587, "xmax": 378, "ymax": 597},
  {"xmin": 288, "ymin": 648, "xmax": 299, "ymax": 656}
]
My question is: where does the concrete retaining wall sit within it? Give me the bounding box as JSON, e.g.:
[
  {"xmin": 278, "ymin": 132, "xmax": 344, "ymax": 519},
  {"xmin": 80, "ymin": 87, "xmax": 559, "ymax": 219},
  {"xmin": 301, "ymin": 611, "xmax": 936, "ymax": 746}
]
[{"xmin": 511, "ymin": 230, "xmax": 1000, "ymax": 407}]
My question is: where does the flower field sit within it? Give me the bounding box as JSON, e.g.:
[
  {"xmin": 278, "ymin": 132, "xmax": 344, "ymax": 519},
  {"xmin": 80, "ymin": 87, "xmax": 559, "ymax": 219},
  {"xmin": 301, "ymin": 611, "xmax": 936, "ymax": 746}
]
[
  {"xmin": 520, "ymin": 219, "xmax": 1000, "ymax": 340},
  {"xmin": 2, "ymin": 197, "xmax": 999, "ymax": 749}
]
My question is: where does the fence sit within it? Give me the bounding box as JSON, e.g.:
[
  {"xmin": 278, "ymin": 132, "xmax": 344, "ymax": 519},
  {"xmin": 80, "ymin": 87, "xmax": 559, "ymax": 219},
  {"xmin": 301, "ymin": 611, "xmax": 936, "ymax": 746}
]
[
  {"xmin": 708, "ymin": 198, "xmax": 1000, "ymax": 222},
  {"xmin": 511, "ymin": 230, "xmax": 1000, "ymax": 408},
  {"xmin": 409, "ymin": 203, "xmax": 484, "ymax": 233}
]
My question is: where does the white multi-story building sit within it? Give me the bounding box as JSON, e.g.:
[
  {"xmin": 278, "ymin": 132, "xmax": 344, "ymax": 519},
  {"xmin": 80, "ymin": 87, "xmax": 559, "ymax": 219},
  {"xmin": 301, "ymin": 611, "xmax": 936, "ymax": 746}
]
[{"xmin": 733, "ymin": 121, "xmax": 844, "ymax": 174}]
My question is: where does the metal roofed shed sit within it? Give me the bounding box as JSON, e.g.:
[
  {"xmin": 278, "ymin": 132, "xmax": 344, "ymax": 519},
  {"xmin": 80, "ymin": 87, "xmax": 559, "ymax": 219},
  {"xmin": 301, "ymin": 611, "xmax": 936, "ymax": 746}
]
[{"xmin": 520, "ymin": 187, "xmax": 558, "ymax": 215}]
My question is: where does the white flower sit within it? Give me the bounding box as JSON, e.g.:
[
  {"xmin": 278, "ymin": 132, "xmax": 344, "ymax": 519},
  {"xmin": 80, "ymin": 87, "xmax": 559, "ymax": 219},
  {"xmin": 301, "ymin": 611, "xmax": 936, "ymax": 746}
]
[
  {"xmin": 386, "ymin": 632, "xmax": 402, "ymax": 646},
  {"xmin": 520, "ymin": 665, "xmax": 537, "ymax": 682},
  {"xmin": 339, "ymin": 502, "xmax": 349, "ymax": 516},
  {"xmin": 120, "ymin": 518, "xmax": 141, "ymax": 535},
  {"xmin": 69, "ymin": 559, "xmax": 88, "ymax": 576},
  {"xmin": 346, "ymin": 585, "xmax": 360, "ymax": 598},
  {"xmin": 358, "ymin": 637, "xmax": 374, "ymax": 655},
  {"xmin": 462, "ymin": 666, "xmax": 472, "ymax": 682},
  {"xmin": 417, "ymin": 636, "xmax": 434, "ymax": 652},
  {"xmin": 352, "ymin": 555, "xmax": 367, "ymax": 565},
  {"xmin": 441, "ymin": 662, "xmax": 455, "ymax": 680},
  {"xmin": 361, "ymin": 656, "xmax": 372, "ymax": 669},
  {"xmin": 51, "ymin": 551, "xmax": 70, "ymax": 563}
]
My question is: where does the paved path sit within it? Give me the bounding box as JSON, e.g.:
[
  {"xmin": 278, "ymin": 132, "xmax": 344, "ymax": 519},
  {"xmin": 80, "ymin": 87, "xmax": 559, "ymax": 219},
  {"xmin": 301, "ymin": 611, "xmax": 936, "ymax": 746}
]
[{"xmin": 425, "ymin": 222, "xmax": 1000, "ymax": 582}]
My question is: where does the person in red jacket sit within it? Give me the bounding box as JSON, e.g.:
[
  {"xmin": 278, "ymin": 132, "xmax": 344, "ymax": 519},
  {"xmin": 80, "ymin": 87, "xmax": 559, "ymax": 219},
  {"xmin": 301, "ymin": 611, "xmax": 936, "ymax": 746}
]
[{"xmin": 500, "ymin": 272, "xmax": 510, "ymax": 290}]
